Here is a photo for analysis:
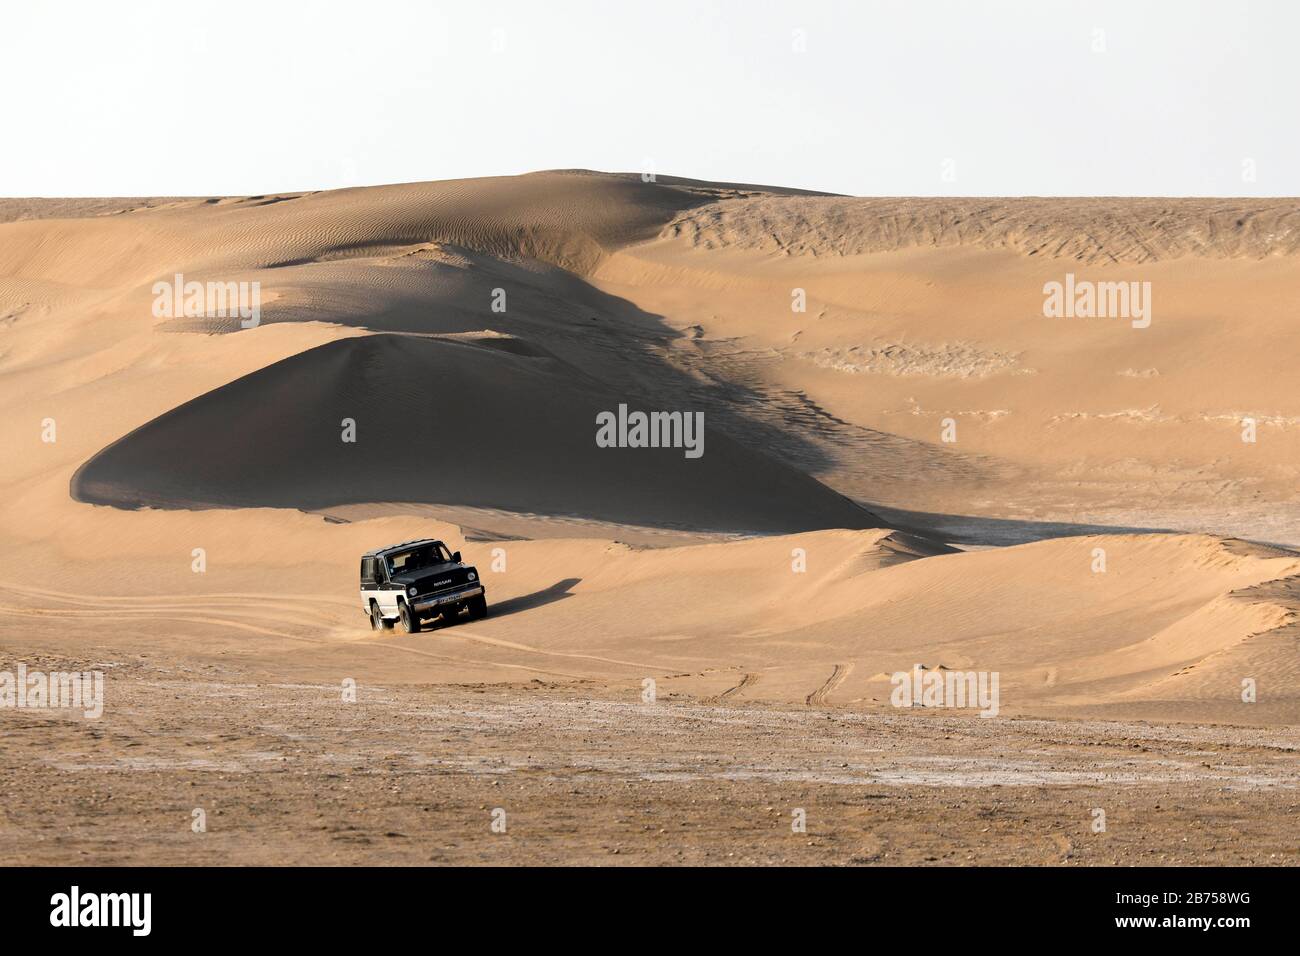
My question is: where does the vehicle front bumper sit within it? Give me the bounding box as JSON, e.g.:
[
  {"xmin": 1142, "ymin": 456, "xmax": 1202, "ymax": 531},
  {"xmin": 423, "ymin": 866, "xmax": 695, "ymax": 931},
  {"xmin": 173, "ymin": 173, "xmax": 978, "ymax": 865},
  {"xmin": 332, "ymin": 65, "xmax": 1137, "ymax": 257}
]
[{"xmin": 411, "ymin": 584, "xmax": 485, "ymax": 615}]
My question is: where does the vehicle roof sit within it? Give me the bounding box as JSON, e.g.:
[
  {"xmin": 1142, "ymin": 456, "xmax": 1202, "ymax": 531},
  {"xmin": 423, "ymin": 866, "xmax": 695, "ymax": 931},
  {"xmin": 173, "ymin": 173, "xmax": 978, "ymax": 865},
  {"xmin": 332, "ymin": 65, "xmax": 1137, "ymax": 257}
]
[{"xmin": 361, "ymin": 538, "xmax": 444, "ymax": 558}]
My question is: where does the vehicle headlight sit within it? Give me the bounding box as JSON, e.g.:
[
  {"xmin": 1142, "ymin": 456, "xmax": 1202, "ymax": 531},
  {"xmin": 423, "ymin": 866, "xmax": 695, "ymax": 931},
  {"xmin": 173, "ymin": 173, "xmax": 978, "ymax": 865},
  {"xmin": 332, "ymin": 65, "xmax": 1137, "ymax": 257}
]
[
  {"xmin": 408, "ymin": 586, "xmax": 417, "ymax": 596},
  {"xmin": 467, "ymin": 571, "xmax": 477, "ymax": 582}
]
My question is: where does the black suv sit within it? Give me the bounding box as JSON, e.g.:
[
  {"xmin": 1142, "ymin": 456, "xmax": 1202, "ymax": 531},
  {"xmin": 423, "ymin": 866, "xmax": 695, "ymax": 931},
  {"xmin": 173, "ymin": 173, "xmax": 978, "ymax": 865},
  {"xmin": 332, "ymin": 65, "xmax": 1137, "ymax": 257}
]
[{"xmin": 360, "ymin": 539, "xmax": 487, "ymax": 633}]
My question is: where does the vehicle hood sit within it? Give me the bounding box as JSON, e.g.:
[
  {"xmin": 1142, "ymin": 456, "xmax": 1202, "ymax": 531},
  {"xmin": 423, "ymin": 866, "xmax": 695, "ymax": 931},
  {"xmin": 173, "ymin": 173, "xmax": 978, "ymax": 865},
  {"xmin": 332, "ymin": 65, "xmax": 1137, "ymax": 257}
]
[{"xmin": 390, "ymin": 563, "xmax": 476, "ymax": 592}]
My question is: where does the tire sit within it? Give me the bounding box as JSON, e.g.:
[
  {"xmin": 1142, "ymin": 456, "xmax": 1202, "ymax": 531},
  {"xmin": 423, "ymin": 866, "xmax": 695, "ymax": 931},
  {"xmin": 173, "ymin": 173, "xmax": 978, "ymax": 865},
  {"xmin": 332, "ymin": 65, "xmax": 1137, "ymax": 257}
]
[
  {"xmin": 369, "ymin": 602, "xmax": 392, "ymax": 631},
  {"xmin": 399, "ymin": 600, "xmax": 422, "ymax": 634},
  {"xmin": 467, "ymin": 595, "xmax": 488, "ymax": 620}
]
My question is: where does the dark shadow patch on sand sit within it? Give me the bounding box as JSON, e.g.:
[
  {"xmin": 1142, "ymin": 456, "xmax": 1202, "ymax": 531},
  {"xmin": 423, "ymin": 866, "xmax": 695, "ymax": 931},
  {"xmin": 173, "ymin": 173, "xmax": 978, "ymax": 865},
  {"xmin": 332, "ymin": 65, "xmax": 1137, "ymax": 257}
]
[
  {"xmin": 71, "ymin": 334, "xmax": 881, "ymax": 536},
  {"xmin": 870, "ymin": 504, "xmax": 1179, "ymax": 547},
  {"xmin": 487, "ymin": 579, "xmax": 582, "ymax": 618}
]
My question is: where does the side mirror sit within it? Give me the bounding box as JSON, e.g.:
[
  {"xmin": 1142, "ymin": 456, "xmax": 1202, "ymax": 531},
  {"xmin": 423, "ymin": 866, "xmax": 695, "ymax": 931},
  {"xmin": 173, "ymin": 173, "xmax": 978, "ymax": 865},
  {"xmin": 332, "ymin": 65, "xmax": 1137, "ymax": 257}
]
[{"xmin": 452, "ymin": 551, "xmax": 462, "ymax": 563}]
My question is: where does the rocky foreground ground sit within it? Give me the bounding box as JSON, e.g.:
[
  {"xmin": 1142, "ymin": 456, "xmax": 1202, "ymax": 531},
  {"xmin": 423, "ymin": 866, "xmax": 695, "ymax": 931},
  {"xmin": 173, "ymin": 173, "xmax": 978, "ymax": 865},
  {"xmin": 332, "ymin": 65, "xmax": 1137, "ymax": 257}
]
[{"xmin": 2, "ymin": 655, "xmax": 1295, "ymax": 866}]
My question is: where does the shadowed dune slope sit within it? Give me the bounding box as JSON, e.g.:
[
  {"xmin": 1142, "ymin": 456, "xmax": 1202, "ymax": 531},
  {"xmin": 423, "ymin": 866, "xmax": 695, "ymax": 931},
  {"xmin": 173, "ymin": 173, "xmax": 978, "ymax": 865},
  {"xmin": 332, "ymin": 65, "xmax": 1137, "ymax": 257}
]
[{"xmin": 70, "ymin": 333, "xmax": 881, "ymax": 534}]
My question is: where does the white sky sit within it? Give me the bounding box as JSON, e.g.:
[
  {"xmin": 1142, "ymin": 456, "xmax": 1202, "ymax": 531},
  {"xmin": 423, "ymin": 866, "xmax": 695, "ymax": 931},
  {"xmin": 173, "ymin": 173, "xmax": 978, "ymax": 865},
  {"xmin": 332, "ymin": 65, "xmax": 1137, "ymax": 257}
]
[{"xmin": 3, "ymin": 0, "xmax": 1296, "ymax": 197}]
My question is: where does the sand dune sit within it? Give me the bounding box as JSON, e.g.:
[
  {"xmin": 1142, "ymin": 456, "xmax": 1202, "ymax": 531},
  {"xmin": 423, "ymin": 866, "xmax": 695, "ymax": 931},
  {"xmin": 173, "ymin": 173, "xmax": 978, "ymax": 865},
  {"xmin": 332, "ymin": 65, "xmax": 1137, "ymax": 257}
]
[
  {"xmin": 663, "ymin": 196, "xmax": 1300, "ymax": 263},
  {"xmin": 70, "ymin": 331, "xmax": 879, "ymax": 534},
  {"xmin": 597, "ymin": 202, "xmax": 1300, "ymax": 537},
  {"xmin": 0, "ymin": 170, "xmax": 730, "ymax": 290},
  {"xmin": 463, "ymin": 530, "xmax": 1300, "ymax": 720},
  {"xmin": 3, "ymin": 520, "xmax": 1294, "ymax": 723},
  {"xmin": 3, "ymin": 170, "xmax": 1300, "ymax": 727}
]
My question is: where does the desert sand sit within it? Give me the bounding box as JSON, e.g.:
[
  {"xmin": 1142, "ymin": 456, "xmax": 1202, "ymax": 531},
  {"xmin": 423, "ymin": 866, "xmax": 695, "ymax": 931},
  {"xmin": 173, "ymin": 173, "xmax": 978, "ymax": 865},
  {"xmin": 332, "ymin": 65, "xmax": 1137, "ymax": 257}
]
[{"xmin": 1, "ymin": 172, "xmax": 1297, "ymax": 864}]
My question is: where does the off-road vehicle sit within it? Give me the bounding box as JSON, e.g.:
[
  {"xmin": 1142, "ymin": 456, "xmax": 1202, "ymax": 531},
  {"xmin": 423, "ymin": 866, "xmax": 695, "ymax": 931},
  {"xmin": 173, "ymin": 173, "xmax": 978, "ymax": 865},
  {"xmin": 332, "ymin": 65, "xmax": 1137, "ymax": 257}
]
[{"xmin": 360, "ymin": 539, "xmax": 487, "ymax": 633}]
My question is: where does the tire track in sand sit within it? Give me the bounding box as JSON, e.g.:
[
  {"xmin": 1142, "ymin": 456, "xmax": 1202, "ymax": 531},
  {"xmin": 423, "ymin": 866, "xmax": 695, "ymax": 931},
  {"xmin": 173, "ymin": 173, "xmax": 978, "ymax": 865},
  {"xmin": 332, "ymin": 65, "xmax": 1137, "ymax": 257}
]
[
  {"xmin": 710, "ymin": 671, "xmax": 759, "ymax": 703},
  {"xmin": 806, "ymin": 662, "xmax": 852, "ymax": 706}
]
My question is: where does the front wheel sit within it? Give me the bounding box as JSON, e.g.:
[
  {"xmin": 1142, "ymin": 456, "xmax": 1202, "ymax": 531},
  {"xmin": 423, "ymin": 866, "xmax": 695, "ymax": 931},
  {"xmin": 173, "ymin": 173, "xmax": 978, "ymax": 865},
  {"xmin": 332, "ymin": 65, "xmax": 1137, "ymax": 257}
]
[
  {"xmin": 399, "ymin": 600, "xmax": 422, "ymax": 633},
  {"xmin": 467, "ymin": 595, "xmax": 488, "ymax": 620}
]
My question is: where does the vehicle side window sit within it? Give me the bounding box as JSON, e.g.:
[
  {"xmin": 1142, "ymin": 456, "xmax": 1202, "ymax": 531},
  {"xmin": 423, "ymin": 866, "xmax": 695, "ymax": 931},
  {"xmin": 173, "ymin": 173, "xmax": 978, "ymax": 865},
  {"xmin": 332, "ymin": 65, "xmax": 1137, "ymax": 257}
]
[{"xmin": 360, "ymin": 557, "xmax": 374, "ymax": 585}]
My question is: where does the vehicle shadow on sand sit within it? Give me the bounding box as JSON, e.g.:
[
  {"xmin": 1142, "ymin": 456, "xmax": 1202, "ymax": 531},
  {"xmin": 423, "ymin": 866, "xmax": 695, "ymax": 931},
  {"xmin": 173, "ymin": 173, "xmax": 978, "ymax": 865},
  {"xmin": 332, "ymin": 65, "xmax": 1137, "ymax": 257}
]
[{"xmin": 483, "ymin": 578, "xmax": 582, "ymax": 619}]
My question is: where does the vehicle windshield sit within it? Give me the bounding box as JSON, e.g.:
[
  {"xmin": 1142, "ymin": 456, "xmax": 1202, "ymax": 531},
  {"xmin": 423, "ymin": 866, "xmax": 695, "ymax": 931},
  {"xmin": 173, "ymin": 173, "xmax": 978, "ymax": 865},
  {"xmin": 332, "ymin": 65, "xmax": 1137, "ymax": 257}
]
[{"xmin": 384, "ymin": 543, "xmax": 451, "ymax": 576}]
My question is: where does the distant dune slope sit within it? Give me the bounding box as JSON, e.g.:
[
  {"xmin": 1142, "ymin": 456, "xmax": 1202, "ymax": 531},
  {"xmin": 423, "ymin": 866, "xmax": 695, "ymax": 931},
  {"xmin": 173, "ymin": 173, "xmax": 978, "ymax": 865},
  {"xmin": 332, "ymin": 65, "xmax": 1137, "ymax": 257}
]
[
  {"xmin": 596, "ymin": 191, "xmax": 1300, "ymax": 535},
  {"xmin": 0, "ymin": 197, "xmax": 201, "ymax": 224},
  {"xmin": 664, "ymin": 196, "xmax": 1300, "ymax": 263},
  {"xmin": 0, "ymin": 171, "xmax": 732, "ymax": 288},
  {"xmin": 70, "ymin": 333, "xmax": 880, "ymax": 534}
]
